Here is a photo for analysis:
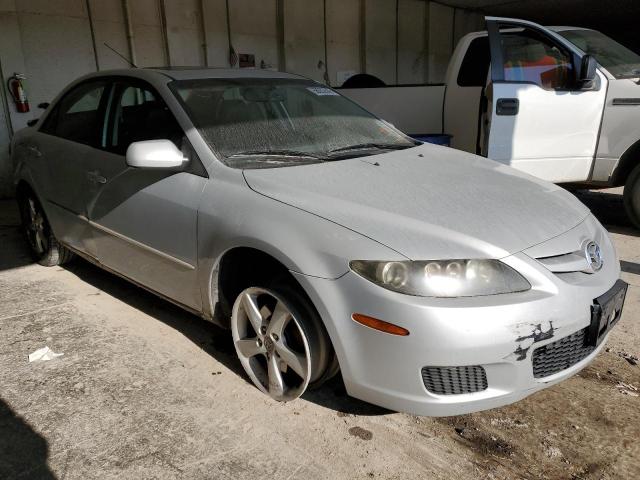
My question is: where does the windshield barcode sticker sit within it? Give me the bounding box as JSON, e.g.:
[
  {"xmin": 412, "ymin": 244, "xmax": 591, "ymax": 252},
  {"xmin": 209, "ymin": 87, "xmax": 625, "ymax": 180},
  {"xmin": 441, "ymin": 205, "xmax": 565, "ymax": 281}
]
[{"xmin": 307, "ymin": 87, "xmax": 339, "ymax": 96}]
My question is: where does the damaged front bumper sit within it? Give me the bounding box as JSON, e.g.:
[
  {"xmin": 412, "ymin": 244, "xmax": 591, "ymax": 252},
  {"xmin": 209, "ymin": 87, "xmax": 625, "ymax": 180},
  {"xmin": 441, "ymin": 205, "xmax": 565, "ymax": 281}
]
[{"xmin": 292, "ymin": 233, "xmax": 622, "ymax": 417}]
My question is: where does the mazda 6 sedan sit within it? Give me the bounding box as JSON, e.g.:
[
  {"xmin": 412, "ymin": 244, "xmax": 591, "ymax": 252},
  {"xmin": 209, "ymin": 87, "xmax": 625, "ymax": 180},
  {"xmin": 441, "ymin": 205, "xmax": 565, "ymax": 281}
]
[{"xmin": 12, "ymin": 68, "xmax": 627, "ymax": 416}]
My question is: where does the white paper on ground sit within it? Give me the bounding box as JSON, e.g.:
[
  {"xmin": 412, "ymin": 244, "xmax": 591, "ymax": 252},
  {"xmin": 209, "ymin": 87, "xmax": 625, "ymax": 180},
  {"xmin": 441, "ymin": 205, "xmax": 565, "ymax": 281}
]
[{"xmin": 28, "ymin": 346, "xmax": 64, "ymax": 362}]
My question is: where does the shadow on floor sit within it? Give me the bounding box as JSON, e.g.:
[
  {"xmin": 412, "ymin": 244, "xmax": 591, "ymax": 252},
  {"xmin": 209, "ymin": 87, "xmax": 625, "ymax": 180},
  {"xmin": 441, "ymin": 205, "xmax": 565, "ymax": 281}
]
[
  {"xmin": 0, "ymin": 398, "xmax": 56, "ymax": 479},
  {"xmin": 63, "ymin": 259, "xmax": 387, "ymax": 417},
  {"xmin": 0, "ymin": 200, "xmax": 34, "ymax": 271}
]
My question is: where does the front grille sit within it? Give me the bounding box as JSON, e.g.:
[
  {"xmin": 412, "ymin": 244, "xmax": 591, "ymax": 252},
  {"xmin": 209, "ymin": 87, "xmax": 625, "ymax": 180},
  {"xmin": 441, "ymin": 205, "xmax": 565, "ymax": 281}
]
[
  {"xmin": 421, "ymin": 365, "xmax": 488, "ymax": 395},
  {"xmin": 532, "ymin": 327, "xmax": 595, "ymax": 378}
]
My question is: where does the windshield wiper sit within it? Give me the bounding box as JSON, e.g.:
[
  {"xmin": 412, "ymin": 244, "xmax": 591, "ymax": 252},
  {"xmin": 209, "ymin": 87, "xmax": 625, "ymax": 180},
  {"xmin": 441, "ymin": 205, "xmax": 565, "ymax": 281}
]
[
  {"xmin": 228, "ymin": 149, "xmax": 325, "ymax": 160},
  {"xmin": 327, "ymin": 142, "xmax": 415, "ymax": 154}
]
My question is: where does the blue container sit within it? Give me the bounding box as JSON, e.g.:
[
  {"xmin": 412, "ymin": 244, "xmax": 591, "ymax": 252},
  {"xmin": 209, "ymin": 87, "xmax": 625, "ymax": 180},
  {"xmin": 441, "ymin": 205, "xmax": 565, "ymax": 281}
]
[{"xmin": 411, "ymin": 134, "xmax": 452, "ymax": 147}]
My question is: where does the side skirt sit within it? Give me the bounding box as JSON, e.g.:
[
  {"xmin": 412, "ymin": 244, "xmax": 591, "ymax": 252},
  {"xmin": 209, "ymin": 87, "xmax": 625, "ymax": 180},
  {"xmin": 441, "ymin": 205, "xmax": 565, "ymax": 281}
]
[{"xmin": 62, "ymin": 242, "xmax": 212, "ymax": 322}]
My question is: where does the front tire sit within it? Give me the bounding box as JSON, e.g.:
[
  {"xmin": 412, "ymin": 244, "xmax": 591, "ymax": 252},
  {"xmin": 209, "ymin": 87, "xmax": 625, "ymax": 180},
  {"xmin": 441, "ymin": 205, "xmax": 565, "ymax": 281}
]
[
  {"xmin": 17, "ymin": 191, "xmax": 74, "ymax": 266},
  {"xmin": 624, "ymin": 164, "xmax": 640, "ymax": 230},
  {"xmin": 230, "ymin": 282, "xmax": 334, "ymax": 402}
]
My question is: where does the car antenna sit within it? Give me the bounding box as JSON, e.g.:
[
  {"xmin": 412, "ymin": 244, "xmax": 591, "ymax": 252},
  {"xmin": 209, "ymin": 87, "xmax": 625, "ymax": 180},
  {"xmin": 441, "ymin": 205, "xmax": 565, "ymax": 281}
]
[{"xmin": 103, "ymin": 42, "xmax": 138, "ymax": 68}]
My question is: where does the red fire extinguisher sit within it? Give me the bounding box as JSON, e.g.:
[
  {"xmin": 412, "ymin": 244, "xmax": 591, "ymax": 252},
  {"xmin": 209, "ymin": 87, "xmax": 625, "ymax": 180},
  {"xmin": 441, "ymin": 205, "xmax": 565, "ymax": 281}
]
[{"xmin": 7, "ymin": 73, "xmax": 30, "ymax": 113}]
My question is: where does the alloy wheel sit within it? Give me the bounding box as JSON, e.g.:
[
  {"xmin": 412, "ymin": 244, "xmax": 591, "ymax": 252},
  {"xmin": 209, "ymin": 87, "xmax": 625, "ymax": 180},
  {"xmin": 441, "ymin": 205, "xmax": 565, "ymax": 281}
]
[
  {"xmin": 231, "ymin": 287, "xmax": 313, "ymax": 401},
  {"xmin": 24, "ymin": 197, "xmax": 49, "ymax": 256}
]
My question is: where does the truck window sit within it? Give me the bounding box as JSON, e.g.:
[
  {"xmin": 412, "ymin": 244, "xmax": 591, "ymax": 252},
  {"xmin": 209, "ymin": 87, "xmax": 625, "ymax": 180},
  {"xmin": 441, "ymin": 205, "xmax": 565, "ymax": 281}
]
[
  {"xmin": 457, "ymin": 37, "xmax": 490, "ymax": 87},
  {"xmin": 500, "ymin": 30, "xmax": 573, "ymax": 90}
]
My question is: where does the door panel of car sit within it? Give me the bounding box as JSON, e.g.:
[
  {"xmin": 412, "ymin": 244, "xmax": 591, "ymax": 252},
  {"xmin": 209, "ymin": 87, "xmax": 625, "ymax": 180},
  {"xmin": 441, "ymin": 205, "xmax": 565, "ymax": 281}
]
[
  {"xmin": 485, "ymin": 17, "xmax": 608, "ymax": 183},
  {"xmin": 86, "ymin": 79, "xmax": 206, "ymax": 310},
  {"xmin": 31, "ymin": 80, "xmax": 111, "ymax": 255}
]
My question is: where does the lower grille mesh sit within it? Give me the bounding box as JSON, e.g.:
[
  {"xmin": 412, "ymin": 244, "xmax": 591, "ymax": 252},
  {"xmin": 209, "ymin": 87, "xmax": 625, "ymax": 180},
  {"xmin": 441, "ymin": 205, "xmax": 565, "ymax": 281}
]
[
  {"xmin": 421, "ymin": 365, "xmax": 488, "ymax": 395},
  {"xmin": 532, "ymin": 327, "xmax": 595, "ymax": 378}
]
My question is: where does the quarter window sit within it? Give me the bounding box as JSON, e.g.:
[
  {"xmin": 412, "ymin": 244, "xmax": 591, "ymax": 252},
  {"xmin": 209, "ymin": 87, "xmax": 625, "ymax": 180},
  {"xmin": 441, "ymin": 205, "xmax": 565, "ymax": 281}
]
[{"xmin": 457, "ymin": 37, "xmax": 490, "ymax": 87}]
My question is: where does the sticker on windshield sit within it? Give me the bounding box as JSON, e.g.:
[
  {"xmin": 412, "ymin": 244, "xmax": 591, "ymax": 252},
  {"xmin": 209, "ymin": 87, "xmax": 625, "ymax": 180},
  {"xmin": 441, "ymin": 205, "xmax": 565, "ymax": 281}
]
[{"xmin": 307, "ymin": 86, "xmax": 339, "ymax": 96}]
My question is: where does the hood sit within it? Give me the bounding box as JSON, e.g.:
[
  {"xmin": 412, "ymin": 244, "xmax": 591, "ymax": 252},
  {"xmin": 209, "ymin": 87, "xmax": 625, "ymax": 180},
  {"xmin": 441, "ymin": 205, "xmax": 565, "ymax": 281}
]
[{"xmin": 243, "ymin": 144, "xmax": 590, "ymax": 260}]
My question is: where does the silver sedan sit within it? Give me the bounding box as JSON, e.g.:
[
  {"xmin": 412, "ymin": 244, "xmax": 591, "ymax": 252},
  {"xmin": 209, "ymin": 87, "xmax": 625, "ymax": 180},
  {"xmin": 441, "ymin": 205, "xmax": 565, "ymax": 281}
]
[{"xmin": 12, "ymin": 68, "xmax": 627, "ymax": 416}]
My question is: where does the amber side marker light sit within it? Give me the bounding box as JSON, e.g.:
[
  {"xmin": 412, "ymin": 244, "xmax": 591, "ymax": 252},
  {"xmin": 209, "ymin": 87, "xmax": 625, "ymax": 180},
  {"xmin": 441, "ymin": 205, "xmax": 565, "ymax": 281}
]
[{"xmin": 351, "ymin": 313, "xmax": 410, "ymax": 336}]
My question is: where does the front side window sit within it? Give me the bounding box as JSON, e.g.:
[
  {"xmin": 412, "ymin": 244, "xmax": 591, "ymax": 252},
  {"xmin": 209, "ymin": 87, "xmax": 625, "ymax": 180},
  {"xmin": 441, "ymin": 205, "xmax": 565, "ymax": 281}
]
[
  {"xmin": 41, "ymin": 81, "xmax": 108, "ymax": 145},
  {"xmin": 171, "ymin": 78, "xmax": 415, "ymax": 169},
  {"xmin": 108, "ymin": 82, "xmax": 183, "ymax": 156},
  {"xmin": 500, "ymin": 30, "xmax": 573, "ymax": 89},
  {"xmin": 558, "ymin": 29, "xmax": 640, "ymax": 79}
]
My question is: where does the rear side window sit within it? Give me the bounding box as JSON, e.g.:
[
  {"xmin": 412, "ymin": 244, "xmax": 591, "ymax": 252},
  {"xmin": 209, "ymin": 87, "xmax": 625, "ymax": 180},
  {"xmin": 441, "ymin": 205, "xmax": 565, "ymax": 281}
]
[
  {"xmin": 457, "ymin": 37, "xmax": 490, "ymax": 87},
  {"xmin": 41, "ymin": 81, "xmax": 108, "ymax": 146}
]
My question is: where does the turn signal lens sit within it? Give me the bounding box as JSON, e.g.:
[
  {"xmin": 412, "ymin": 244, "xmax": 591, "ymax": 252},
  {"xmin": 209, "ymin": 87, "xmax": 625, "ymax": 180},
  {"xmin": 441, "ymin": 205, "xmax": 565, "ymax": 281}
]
[{"xmin": 351, "ymin": 313, "xmax": 410, "ymax": 336}]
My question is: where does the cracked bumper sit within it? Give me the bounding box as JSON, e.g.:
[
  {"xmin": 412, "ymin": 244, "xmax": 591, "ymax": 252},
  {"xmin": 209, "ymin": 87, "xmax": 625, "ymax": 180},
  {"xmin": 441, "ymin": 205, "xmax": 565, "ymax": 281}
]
[{"xmin": 293, "ymin": 246, "xmax": 621, "ymax": 417}]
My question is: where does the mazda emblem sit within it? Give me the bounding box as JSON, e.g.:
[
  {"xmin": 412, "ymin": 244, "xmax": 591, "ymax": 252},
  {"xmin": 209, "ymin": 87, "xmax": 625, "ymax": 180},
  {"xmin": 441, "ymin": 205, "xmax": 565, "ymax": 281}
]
[{"xmin": 584, "ymin": 241, "xmax": 603, "ymax": 272}]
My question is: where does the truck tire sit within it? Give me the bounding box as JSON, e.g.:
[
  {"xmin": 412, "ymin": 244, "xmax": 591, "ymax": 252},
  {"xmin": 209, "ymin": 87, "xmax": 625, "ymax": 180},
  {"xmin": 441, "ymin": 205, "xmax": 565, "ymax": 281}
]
[{"xmin": 624, "ymin": 164, "xmax": 640, "ymax": 230}]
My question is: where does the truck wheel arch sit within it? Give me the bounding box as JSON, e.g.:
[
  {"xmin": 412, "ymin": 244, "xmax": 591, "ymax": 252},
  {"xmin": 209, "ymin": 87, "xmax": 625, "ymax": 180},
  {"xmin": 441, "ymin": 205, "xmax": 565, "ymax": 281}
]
[{"xmin": 612, "ymin": 139, "xmax": 640, "ymax": 186}]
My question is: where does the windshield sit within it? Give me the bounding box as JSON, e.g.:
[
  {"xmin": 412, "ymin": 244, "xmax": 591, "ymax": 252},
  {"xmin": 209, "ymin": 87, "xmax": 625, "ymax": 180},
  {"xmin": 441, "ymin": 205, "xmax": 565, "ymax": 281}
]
[
  {"xmin": 171, "ymin": 78, "xmax": 416, "ymax": 168},
  {"xmin": 558, "ymin": 29, "xmax": 640, "ymax": 79}
]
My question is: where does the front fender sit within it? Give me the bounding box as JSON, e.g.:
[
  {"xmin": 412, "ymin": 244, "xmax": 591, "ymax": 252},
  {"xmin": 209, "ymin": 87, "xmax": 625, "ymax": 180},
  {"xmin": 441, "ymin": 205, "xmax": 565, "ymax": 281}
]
[{"xmin": 196, "ymin": 172, "xmax": 406, "ymax": 319}]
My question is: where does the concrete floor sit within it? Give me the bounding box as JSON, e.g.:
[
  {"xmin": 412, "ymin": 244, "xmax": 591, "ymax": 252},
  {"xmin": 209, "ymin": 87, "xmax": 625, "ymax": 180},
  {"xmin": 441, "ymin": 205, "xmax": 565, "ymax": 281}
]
[{"xmin": 1, "ymin": 189, "xmax": 639, "ymax": 480}]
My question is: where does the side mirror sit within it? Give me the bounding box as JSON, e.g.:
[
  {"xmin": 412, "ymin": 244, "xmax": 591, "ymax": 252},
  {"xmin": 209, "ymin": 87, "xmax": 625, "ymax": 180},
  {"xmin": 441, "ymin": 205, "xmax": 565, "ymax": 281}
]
[
  {"xmin": 126, "ymin": 140, "xmax": 187, "ymax": 169},
  {"xmin": 578, "ymin": 55, "xmax": 598, "ymax": 88}
]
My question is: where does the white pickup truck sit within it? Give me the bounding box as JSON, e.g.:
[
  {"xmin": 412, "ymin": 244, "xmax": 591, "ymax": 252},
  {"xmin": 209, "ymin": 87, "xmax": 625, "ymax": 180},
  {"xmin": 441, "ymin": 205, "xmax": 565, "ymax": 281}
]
[{"xmin": 344, "ymin": 17, "xmax": 640, "ymax": 228}]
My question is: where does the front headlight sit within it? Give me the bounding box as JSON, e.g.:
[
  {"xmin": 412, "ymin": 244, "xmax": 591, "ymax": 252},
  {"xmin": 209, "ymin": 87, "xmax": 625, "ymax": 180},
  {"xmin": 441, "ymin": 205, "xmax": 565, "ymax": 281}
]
[{"xmin": 349, "ymin": 260, "xmax": 530, "ymax": 297}]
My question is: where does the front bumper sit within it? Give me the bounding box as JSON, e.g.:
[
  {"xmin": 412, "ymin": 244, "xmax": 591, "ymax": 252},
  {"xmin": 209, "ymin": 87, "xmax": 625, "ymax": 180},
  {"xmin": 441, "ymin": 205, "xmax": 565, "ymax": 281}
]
[{"xmin": 293, "ymin": 229, "xmax": 621, "ymax": 416}]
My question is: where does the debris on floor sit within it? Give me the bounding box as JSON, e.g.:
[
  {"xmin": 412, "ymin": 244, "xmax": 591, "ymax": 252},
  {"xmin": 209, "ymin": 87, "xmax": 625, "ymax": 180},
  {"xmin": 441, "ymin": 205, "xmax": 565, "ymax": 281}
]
[
  {"xmin": 616, "ymin": 382, "xmax": 639, "ymax": 397},
  {"xmin": 28, "ymin": 346, "xmax": 64, "ymax": 362},
  {"xmin": 618, "ymin": 351, "xmax": 639, "ymax": 366}
]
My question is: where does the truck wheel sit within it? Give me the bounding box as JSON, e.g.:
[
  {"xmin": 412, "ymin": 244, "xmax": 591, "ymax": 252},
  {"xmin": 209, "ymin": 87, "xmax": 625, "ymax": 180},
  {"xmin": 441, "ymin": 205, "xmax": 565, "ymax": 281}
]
[
  {"xmin": 17, "ymin": 191, "xmax": 74, "ymax": 266},
  {"xmin": 624, "ymin": 164, "xmax": 640, "ymax": 230}
]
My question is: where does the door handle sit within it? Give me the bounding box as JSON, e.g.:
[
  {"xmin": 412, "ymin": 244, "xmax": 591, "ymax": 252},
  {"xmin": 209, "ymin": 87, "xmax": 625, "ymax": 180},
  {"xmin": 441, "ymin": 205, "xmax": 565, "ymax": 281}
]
[
  {"xmin": 496, "ymin": 98, "xmax": 519, "ymax": 116},
  {"xmin": 87, "ymin": 170, "xmax": 107, "ymax": 184},
  {"xmin": 26, "ymin": 145, "xmax": 42, "ymax": 157}
]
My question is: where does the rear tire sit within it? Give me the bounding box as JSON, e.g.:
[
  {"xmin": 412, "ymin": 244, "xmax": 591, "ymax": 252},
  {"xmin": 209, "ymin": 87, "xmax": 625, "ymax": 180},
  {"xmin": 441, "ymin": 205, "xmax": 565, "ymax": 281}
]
[
  {"xmin": 17, "ymin": 191, "xmax": 74, "ymax": 266},
  {"xmin": 624, "ymin": 164, "xmax": 640, "ymax": 230}
]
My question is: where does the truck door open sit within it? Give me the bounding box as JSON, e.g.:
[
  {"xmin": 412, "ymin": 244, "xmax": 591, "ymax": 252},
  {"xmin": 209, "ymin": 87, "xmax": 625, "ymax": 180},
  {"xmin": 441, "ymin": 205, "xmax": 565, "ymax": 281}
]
[{"xmin": 485, "ymin": 17, "xmax": 607, "ymax": 183}]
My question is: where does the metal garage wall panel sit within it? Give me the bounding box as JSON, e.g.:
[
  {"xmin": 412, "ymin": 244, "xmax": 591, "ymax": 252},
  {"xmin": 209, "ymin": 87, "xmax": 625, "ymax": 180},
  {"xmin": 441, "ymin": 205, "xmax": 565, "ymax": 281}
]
[
  {"xmin": 129, "ymin": 0, "xmax": 166, "ymax": 67},
  {"xmin": 326, "ymin": 0, "xmax": 360, "ymax": 86},
  {"xmin": 365, "ymin": 0, "xmax": 396, "ymax": 85},
  {"xmin": 163, "ymin": 0, "xmax": 204, "ymax": 66},
  {"xmin": 228, "ymin": 0, "xmax": 278, "ymax": 70},
  {"xmin": 201, "ymin": 0, "xmax": 229, "ymax": 67},
  {"xmin": 427, "ymin": 2, "xmax": 454, "ymax": 83},
  {"xmin": 14, "ymin": 3, "xmax": 95, "ymax": 106},
  {"xmin": 397, "ymin": 0, "xmax": 426, "ymax": 85},
  {"xmin": 283, "ymin": 0, "xmax": 325, "ymax": 82},
  {"xmin": 453, "ymin": 8, "xmax": 484, "ymax": 45},
  {"xmin": 87, "ymin": 0, "xmax": 130, "ymax": 70},
  {"xmin": 15, "ymin": 0, "xmax": 86, "ymax": 17}
]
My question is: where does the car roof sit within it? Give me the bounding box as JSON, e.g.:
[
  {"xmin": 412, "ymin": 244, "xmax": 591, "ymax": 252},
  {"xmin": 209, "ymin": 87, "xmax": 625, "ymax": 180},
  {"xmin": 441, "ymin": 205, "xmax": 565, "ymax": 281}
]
[{"xmin": 144, "ymin": 67, "xmax": 307, "ymax": 81}]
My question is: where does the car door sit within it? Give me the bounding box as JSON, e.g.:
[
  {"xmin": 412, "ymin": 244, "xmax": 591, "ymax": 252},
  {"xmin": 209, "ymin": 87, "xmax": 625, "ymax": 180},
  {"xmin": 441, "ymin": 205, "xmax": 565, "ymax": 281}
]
[
  {"xmin": 28, "ymin": 79, "xmax": 112, "ymax": 255},
  {"xmin": 485, "ymin": 17, "xmax": 608, "ymax": 183},
  {"xmin": 85, "ymin": 78, "xmax": 207, "ymax": 311}
]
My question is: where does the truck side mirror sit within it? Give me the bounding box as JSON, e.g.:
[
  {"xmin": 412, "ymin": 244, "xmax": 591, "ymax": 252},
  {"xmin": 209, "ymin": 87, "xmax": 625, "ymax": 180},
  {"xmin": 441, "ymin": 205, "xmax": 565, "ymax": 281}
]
[{"xmin": 578, "ymin": 55, "xmax": 598, "ymax": 89}]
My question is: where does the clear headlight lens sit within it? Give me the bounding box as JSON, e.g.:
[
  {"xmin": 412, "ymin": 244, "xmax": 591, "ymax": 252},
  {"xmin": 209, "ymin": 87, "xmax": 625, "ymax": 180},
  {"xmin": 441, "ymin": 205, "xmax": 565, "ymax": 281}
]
[{"xmin": 349, "ymin": 259, "xmax": 530, "ymax": 297}]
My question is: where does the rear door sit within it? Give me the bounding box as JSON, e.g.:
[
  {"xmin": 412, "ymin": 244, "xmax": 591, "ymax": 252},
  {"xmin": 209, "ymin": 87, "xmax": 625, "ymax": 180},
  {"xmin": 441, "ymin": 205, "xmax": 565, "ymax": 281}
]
[
  {"xmin": 485, "ymin": 17, "xmax": 608, "ymax": 183},
  {"xmin": 31, "ymin": 79, "xmax": 111, "ymax": 255},
  {"xmin": 86, "ymin": 78, "xmax": 207, "ymax": 311}
]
